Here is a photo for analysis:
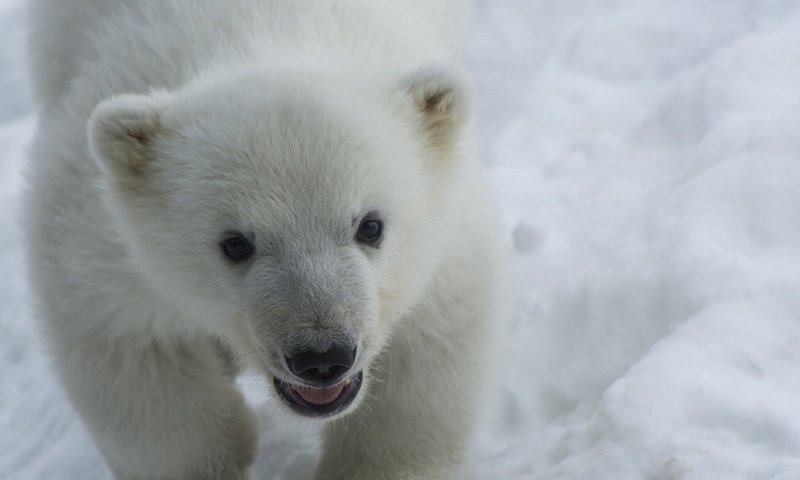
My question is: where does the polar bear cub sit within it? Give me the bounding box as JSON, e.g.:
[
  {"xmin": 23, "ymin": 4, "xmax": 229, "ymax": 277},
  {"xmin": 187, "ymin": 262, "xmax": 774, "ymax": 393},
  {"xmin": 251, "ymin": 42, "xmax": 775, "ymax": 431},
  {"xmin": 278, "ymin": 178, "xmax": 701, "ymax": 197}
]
[{"xmin": 24, "ymin": 0, "xmax": 503, "ymax": 478}]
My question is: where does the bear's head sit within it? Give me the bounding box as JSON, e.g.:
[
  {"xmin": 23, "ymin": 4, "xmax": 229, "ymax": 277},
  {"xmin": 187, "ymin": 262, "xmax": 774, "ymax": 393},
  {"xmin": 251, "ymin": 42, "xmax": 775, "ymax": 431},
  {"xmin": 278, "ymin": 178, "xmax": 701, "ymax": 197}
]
[{"xmin": 87, "ymin": 66, "xmax": 472, "ymax": 418}]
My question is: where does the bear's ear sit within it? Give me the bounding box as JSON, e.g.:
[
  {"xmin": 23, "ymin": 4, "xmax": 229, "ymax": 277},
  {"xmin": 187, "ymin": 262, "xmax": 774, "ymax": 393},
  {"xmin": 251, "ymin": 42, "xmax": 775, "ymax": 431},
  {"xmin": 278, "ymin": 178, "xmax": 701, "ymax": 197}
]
[
  {"xmin": 88, "ymin": 93, "xmax": 170, "ymax": 183},
  {"xmin": 401, "ymin": 66, "xmax": 472, "ymax": 150}
]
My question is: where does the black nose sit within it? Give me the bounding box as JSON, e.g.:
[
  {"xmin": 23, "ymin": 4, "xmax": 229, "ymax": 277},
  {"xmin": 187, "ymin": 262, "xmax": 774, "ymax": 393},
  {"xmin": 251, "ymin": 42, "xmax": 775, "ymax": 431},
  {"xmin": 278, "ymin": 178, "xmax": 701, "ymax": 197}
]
[{"xmin": 285, "ymin": 345, "xmax": 356, "ymax": 385}]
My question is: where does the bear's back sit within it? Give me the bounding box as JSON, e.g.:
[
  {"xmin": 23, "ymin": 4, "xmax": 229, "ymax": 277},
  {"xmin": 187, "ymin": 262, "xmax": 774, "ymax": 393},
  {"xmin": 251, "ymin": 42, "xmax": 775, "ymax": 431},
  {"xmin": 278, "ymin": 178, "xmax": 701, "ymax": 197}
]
[{"xmin": 29, "ymin": 0, "xmax": 468, "ymax": 110}]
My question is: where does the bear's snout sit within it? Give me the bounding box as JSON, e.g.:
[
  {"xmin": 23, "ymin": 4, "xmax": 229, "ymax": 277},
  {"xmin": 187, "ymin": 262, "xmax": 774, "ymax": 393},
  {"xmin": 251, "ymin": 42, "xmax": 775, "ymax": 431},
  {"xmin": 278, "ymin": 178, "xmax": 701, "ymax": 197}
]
[{"xmin": 274, "ymin": 341, "xmax": 364, "ymax": 418}]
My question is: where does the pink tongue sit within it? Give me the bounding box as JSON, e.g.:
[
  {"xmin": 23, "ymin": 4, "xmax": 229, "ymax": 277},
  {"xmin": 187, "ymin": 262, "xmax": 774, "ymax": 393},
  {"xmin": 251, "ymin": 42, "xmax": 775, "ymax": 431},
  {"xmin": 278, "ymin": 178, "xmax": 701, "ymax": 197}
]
[{"xmin": 292, "ymin": 382, "xmax": 346, "ymax": 405}]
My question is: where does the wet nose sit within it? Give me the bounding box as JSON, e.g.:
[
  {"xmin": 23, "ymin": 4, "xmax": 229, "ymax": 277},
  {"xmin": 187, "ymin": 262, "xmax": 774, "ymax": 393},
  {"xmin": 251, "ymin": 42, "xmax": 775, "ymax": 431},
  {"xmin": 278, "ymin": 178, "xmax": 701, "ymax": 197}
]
[{"xmin": 284, "ymin": 344, "xmax": 356, "ymax": 385}]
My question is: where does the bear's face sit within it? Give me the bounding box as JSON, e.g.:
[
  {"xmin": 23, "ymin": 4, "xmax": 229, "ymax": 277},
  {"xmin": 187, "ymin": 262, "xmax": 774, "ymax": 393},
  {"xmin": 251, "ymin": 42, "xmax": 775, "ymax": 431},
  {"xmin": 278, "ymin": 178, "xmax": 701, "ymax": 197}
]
[{"xmin": 88, "ymin": 67, "xmax": 470, "ymax": 418}]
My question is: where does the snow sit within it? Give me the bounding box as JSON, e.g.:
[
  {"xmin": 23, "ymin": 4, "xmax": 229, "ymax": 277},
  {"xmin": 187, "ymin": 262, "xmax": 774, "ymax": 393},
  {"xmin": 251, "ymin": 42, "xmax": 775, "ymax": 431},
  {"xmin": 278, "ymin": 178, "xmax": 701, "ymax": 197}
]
[{"xmin": 2, "ymin": 0, "xmax": 800, "ymax": 478}]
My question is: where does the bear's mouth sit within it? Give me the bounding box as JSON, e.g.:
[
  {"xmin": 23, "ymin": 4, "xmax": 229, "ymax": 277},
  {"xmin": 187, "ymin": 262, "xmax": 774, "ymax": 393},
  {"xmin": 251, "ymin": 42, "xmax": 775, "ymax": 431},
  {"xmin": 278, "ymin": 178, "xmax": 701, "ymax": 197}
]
[{"xmin": 273, "ymin": 371, "xmax": 363, "ymax": 418}]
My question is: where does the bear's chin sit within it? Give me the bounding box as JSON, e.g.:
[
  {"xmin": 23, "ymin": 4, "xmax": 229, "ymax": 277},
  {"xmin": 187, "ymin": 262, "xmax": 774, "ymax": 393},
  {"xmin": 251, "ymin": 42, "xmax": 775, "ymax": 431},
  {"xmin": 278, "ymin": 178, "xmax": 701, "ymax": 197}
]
[{"xmin": 273, "ymin": 371, "xmax": 364, "ymax": 418}]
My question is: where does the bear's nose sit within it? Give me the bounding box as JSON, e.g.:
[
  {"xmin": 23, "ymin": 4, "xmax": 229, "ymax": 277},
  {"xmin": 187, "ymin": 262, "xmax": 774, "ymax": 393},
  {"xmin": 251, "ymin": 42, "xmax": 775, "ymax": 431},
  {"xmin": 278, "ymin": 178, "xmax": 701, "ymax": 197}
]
[{"xmin": 284, "ymin": 344, "xmax": 356, "ymax": 385}]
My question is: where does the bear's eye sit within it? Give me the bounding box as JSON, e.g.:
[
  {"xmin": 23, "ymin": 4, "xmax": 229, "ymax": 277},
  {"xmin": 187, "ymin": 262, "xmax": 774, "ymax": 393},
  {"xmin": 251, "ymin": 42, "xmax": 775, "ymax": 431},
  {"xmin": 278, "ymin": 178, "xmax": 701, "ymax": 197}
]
[
  {"xmin": 220, "ymin": 233, "xmax": 254, "ymax": 262},
  {"xmin": 355, "ymin": 213, "xmax": 384, "ymax": 248}
]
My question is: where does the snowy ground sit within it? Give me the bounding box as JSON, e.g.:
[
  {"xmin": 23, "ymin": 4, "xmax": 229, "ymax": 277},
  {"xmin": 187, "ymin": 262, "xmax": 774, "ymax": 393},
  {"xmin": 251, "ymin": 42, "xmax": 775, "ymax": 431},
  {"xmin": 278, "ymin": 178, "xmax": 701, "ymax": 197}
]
[{"xmin": 3, "ymin": 1, "xmax": 800, "ymax": 479}]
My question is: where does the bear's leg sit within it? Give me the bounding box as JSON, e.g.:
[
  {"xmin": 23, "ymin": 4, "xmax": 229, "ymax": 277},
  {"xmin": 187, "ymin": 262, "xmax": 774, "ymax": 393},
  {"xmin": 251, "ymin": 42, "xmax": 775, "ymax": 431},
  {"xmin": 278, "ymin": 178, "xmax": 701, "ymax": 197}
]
[
  {"xmin": 54, "ymin": 333, "xmax": 257, "ymax": 479},
  {"xmin": 314, "ymin": 301, "xmax": 489, "ymax": 480}
]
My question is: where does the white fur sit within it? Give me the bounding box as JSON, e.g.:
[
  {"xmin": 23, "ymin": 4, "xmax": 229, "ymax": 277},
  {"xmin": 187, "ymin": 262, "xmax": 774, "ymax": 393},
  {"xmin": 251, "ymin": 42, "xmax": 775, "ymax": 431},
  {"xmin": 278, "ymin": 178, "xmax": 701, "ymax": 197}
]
[{"xmin": 24, "ymin": 1, "xmax": 504, "ymax": 479}]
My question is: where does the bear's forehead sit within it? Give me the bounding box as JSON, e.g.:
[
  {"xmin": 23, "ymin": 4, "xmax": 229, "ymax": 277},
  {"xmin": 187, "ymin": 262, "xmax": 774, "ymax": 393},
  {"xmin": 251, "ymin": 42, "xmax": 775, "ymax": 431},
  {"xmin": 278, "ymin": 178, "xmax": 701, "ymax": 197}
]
[
  {"xmin": 164, "ymin": 123, "xmax": 398, "ymax": 232},
  {"xmin": 169, "ymin": 88, "xmax": 393, "ymax": 179},
  {"xmin": 157, "ymin": 72, "xmax": 424, "ymax": 231},
  {"xmin": 179, "ymin": 127, "xmax": 381, "ymax": 204}
]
